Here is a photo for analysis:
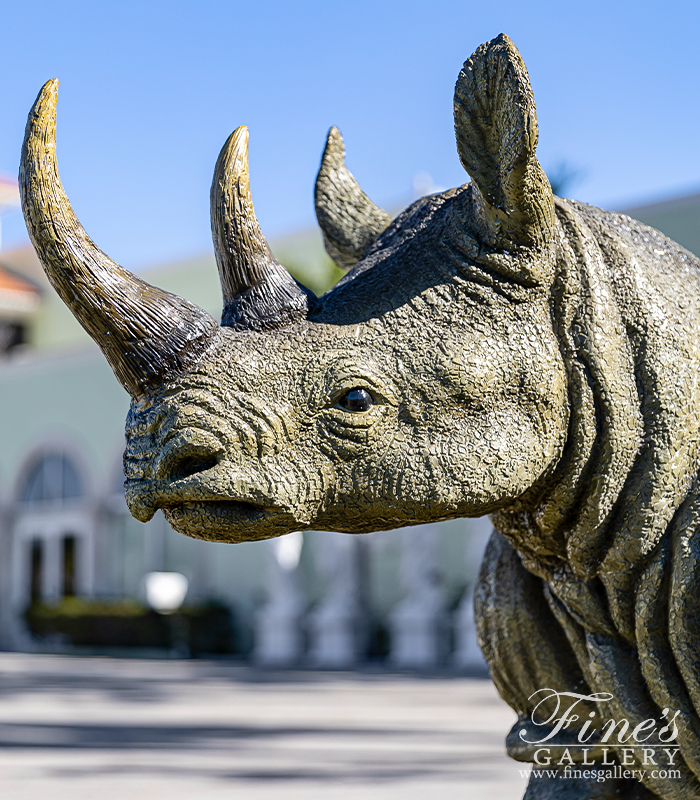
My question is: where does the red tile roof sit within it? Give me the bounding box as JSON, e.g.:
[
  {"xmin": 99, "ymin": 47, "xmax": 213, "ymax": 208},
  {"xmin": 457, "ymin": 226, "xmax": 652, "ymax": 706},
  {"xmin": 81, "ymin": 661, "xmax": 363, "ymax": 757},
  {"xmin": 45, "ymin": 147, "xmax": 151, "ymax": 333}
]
[{"xmin": 0, "ymin": 264, "xmax": 40, "ymax": 314}]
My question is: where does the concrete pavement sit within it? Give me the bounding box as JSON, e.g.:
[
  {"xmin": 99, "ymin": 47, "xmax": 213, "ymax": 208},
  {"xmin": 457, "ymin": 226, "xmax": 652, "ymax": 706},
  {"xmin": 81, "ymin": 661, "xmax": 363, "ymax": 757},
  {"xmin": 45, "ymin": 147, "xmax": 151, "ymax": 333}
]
[{"xmin": 0, "ymin": 654, "xmax": 529, "ymax": 799}]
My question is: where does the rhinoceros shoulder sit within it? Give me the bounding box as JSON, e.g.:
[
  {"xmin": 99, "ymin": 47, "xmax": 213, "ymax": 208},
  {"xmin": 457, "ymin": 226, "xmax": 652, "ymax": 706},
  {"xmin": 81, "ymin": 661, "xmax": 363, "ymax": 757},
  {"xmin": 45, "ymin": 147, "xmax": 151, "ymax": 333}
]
[{"xmin": 562, "ymin": 198, "xmax": 700, "ymax": 291}]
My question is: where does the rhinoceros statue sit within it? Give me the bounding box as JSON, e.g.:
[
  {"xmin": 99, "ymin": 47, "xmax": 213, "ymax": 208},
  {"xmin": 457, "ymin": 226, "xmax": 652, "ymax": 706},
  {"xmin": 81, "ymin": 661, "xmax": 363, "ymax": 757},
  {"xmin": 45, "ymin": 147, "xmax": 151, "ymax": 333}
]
[{"xmin": 19, "ymin": 32, "xmax": 700, "ymax": 800}]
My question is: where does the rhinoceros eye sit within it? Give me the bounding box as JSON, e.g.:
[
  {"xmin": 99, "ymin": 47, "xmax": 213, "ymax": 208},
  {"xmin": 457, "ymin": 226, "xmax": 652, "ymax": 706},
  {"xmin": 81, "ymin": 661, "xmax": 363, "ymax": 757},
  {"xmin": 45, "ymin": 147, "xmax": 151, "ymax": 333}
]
[{"xmin": 338, "ymin": 387, "xmax": 373, "ymax": 413}]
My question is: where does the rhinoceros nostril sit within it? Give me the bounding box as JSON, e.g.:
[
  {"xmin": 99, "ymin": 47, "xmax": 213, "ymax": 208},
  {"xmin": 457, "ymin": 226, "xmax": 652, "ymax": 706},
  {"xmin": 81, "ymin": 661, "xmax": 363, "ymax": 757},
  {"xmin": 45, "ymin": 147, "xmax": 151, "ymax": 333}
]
[
  {"xmin": 168, "ymin": 452, "xmax": 219, "ymax": 481},
  {"xmin": 155, "ymin": 431, "xmax": 225, "ymax": 483}
]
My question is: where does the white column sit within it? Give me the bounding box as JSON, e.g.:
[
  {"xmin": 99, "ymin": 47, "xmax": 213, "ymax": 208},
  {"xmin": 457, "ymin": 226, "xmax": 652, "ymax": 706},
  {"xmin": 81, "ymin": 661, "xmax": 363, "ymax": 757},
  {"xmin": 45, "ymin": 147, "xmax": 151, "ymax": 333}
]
[
  {"xmin": 307, "ymin": 533, "xmax": 365, "ymax": 667},
  {"xmin": 254, "ymin": 532, "xmax": 306, "ymax": 665},
  {"xmin": 79, "ymin": 518, "xmax": 97, "ymax": 597},
  {"xmin": 0, "ymin": 505, "xmax": 14, "ymax": 648},
  {"xmin": 8, "ymin": 532, "xmax": 35, "ymax": 651},
  {"xmin": 389, "ymin": 524, "xmax": 447, "ymax": 668},
  {"xmin": 144, "ymin": 512, "xmax": 167, "ymax": 573},
  {"xmin": 452, "ymin": 517, "xmax": 492, "ymax": 670},
  {"xmin": 191, "ymin": 538, "xmax": 210, "ymax": 601},
  {"xmin": 452, "ymin": 586, "xmax": 487, "ymax": 670}
]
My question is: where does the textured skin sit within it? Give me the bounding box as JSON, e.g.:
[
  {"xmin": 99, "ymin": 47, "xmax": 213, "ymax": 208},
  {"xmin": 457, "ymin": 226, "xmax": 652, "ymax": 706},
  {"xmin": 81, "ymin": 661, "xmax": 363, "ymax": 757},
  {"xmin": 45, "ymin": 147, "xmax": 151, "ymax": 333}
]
[{"xmin": 20, "ymin": 33, "xmax": 700, "ymax": 800}]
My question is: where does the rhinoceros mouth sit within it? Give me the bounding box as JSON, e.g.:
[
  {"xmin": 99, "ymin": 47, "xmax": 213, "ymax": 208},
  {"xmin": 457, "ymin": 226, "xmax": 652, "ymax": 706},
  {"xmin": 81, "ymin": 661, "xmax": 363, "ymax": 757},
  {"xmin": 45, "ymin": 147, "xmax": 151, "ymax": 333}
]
[
  {"xmin": 166, "ymin": 499, "xmax": 266, "ymax": 523},
  {"xmin": 161, "ymin": 500, "xmax": 297, "ymax": 542}
]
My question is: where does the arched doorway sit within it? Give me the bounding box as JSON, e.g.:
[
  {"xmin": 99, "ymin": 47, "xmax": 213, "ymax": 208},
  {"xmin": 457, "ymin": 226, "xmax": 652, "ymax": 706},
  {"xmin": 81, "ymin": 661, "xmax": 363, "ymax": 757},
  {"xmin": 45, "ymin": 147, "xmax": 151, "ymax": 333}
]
[{"xmin": 12, "ymin": 451, "xmax": 93, "ymax": 611}]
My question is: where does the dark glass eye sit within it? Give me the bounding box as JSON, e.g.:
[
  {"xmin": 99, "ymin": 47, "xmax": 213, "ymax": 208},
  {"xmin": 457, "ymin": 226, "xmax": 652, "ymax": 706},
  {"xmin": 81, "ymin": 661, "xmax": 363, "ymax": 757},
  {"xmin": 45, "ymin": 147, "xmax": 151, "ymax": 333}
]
[{"xmin": 338, "ymin": 387, "xmax": 374, "ymax": 413}]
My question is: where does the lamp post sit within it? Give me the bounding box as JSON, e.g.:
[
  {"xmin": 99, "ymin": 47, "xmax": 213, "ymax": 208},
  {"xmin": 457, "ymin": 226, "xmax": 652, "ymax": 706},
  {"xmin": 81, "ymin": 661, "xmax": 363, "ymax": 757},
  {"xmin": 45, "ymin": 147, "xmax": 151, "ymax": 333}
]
[{"xmin": 145, "ymin": 572, "xmax": 189, "ymax": 657}]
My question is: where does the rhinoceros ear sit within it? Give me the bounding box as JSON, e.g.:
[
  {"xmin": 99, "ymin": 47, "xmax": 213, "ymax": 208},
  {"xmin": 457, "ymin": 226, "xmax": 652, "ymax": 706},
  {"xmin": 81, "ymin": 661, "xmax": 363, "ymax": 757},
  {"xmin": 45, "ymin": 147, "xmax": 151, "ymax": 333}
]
[{"xmin": 454, "ymin": 34, "xmax": 555, "ymax": 262}]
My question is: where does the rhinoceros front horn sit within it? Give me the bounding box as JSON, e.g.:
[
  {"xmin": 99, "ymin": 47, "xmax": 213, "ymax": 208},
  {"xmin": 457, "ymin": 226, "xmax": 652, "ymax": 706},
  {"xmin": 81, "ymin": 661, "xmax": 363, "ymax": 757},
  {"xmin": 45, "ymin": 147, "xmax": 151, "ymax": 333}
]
[
  {"xmin": 20, "ymin": 80, "xmax": 218, "ymax": 398},
  {"xmin": 210, "ymin": 126, "xmax": 312, "ymax": 330}
]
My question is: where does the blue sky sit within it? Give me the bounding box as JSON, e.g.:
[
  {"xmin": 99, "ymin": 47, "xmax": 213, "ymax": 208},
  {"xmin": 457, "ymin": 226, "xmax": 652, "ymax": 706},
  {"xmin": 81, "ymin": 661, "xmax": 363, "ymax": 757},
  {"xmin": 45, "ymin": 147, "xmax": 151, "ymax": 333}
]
[{"xmin": 1, "ymin": 1, "xmax": 699, "ymax": 269}]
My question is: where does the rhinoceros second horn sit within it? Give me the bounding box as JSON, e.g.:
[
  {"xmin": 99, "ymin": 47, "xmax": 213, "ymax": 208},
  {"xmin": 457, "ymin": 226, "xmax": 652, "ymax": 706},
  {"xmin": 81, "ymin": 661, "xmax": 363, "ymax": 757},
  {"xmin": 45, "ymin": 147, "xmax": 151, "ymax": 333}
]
[
  {"xmin": 210, "ymin": 125, "xmax": 312, "ymax": 331},
  {"xmin": 314, "ymin": 125, "xmax": 392, "ymax": 271}
]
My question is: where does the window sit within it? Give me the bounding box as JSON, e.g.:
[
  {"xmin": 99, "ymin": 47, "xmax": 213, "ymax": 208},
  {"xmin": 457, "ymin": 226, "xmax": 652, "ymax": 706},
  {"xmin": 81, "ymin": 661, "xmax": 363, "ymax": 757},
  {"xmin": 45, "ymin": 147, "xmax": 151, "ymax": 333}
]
[
  {"xmin": 0, "ymin": 321, "xmax": 25, "ymax": 355},
  {"xmin": 30, "ymin": 540, "xmax": 42, "ymax": 602},
  {"xmin": 62, "ymin": 536, "xmax": 76, "ymax": 597},
  {"xmin": 20, "ymin": 454, "xmax": 83, "ymax": 507}
]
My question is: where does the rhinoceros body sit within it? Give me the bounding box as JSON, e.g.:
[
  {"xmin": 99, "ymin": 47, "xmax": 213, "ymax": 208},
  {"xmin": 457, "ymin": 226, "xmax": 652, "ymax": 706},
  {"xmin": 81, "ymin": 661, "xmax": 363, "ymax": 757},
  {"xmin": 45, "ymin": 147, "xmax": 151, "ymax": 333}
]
[{"xmin": 19, "ymin": 32, "xmax": 700, "ymax": 800}]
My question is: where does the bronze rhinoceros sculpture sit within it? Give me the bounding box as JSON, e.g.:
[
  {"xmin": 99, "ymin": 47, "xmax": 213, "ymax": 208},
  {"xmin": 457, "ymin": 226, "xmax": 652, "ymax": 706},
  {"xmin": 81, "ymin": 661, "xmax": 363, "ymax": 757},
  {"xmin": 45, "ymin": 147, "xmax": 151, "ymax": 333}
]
[{"xmin": 19, "ymin": 33, "xmax": 699, "ymax": 800}]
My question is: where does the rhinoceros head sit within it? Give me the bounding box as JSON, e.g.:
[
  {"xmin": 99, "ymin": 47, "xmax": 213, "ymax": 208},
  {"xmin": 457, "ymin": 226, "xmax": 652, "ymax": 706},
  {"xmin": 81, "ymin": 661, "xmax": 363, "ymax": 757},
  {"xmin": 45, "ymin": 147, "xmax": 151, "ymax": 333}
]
[{"xmin": 20, "ymin": 34, "xmax": 569, "ymax": 543}]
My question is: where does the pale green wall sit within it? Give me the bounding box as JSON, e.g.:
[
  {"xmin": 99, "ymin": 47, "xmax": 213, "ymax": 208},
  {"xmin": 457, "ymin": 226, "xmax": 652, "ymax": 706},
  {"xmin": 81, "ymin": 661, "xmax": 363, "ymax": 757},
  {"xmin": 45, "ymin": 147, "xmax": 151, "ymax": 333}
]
[
  {"xmin": 623, "ymin": 192, "xmax": 700, "ymax": 259},
  {"xmin": 0, "ymin": 346, "xmax": 130, "ymax": 497}
]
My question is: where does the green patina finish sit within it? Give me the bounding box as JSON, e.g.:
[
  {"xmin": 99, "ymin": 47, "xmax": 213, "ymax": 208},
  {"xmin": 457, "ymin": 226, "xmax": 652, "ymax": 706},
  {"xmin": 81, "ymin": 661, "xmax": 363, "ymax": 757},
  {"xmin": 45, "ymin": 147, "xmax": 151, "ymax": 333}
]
[{"xmin": 19, "ymin": 33, "xmax": 700, "ymax": 800}]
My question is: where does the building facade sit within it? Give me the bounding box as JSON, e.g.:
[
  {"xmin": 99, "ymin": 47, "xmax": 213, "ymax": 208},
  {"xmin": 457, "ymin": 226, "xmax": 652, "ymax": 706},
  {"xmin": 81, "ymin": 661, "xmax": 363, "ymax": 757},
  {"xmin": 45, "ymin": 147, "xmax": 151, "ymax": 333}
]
[{"xmin": 1, "ymin": 193, "xmax": 697, "ymax": 661}]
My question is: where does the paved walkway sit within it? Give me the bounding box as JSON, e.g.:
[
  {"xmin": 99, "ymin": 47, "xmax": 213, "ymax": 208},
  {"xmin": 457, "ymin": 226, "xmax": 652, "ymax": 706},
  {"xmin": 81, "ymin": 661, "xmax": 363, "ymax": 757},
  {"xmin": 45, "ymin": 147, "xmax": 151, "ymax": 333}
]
[{"xmin": 0, "ymin": 654, "xmax": 529, "ymax": 799}]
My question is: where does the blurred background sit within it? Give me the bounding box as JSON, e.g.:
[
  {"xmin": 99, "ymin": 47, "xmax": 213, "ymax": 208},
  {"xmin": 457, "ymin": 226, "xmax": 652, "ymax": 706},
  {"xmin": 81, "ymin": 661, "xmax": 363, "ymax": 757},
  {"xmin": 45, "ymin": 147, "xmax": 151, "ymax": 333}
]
[
  {"xmin": 0, "ymin": 1, "xmax": 698, "ymax": 796},
  {"xmin": 1, "ymin": 0, "xmax": 699, "ymax": 663}
]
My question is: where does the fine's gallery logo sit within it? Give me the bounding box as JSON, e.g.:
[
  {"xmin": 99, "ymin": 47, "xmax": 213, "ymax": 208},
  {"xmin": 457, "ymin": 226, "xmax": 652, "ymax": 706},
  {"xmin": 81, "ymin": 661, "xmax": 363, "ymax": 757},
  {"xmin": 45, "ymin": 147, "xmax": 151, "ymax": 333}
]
[{"xmin": 522, "ymin": 689, "xmax": 681, "ymax": 779}]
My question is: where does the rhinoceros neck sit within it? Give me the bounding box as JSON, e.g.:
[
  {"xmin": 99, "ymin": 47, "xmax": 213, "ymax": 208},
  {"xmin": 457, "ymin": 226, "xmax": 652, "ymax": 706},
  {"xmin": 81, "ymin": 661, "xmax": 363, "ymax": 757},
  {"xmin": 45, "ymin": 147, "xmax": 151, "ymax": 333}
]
[
  {"xmin": 493, "ymin": 197, "xmax": 700, "ymax": 642},
  {"xmin": 315, "ymin": 185, "xmax": 546, "ymax": 327}
]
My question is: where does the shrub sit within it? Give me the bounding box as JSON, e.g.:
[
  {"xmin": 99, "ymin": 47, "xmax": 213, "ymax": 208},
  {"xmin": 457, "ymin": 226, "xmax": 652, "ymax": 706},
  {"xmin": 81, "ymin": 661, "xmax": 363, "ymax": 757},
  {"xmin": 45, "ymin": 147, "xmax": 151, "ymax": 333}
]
[{"xmin": 25, "ymin": 597, "xmax": 235, "ymax": 655}]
